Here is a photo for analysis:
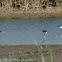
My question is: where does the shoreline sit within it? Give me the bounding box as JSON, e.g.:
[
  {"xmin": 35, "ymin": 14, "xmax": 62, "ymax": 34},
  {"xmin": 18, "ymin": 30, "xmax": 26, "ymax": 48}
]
[
  {"xmin": 0, "ymin": 45, "xmax": 62, "ymax": 62},
  {"xmin": 0, "ymin": 44, "xmax": 62, "ymax": 46},
  {"xmin": 0, "ymin": 6, "xmax": 62, "ymax": 19}
]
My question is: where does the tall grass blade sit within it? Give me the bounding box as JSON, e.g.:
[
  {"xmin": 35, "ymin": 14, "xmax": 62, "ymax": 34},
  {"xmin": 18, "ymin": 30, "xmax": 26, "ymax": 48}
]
[
  {"xmin": 50, "ymin": 50, "xmax": 53, "ymax": 62},
  {"xmin": 34, "ymin": 40, "xmax": 41, "ymax": 52},
  {"xmin": 41, "ymin": 54, "xmax": 45, "ymax": 62},
  {"xmin": 0, "ymin": 60, "xmax": 3, "ymax": 62},
  {"xmin": 34, "ymin": 40, "xmax": 46, "ymax": 62},
  {"xmin": 9, "ymin": 52, "xmax": 12, "ymax": 62}
]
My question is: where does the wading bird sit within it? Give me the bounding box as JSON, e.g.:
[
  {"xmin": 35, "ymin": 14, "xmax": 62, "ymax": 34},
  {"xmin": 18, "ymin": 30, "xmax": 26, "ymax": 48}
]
[
  {"xmin": 41, "ymin": 30, "xmax": 47, "ymax": 49},
  {"xmin": 42, "ymin": 30, "xmax": 47, "ymax": 41},
  {"xmin": 58, "ymin": 25, "xmax": 62, "ymax": 34},
  {"xmin": 58, "ymin": 25, "xmax": 62, "ymax": 29}
]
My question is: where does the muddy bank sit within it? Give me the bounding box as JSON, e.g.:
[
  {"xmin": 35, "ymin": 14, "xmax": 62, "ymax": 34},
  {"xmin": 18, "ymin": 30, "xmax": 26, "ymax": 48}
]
[
  {"xmin": 0, "ymin": 6, "xmax": 62, "ymax": 19},
  {"xmin": 0, "ymin": 45, "xmax": 62, "ymax": 62}
]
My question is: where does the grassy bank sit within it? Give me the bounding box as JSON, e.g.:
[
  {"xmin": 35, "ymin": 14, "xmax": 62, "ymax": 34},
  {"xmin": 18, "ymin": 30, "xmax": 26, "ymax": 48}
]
[
  {"xmin": 0, "ymin": 44, "xmax": 61, "ymax": 62},
  {"xmin": 0, "ymin": 44, "xmax": 62, "ymax": 62},
  {"xmin": 0, "ymin": 0, "xmax": 62, "ymax": 18},
  {"xmin": 0, "ymin": 44, "xmax": 62, "ymax": 47}
]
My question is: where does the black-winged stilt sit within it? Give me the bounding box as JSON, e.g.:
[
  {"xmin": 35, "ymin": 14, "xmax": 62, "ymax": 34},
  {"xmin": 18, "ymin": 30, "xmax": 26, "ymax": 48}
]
[
  {"xmin": 58, "ymin": 25, "xmax": 62, "ymax": 34},
  {"xmin": 41, "ymin": 30, "xmax": 47, "ymax": 49},
  {"xmin": 58, "ymin": 25, "xmax": 62, "ymax": 29},
  {"xmin": 42, "ymin": 30, "xmax": 47, "ymax": 41}
]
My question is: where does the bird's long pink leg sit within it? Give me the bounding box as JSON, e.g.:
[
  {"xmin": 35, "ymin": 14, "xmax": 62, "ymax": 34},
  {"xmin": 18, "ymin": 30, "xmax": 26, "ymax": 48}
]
[{"xmin": 44, "ymin": 34, "xmax": 46, "ymax": 41}]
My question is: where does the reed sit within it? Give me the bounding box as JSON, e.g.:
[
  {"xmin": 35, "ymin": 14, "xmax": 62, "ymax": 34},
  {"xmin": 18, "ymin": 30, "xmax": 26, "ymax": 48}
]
[{"xmin": 0, "ymin": 0, "xmax": 61, "ymax": 8}]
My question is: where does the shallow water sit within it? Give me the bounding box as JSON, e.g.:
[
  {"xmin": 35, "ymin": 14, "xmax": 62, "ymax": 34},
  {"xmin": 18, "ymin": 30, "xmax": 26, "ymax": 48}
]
[{"xmin": 0, "ymin": 18, "xmax": 62, "ymax": 45}]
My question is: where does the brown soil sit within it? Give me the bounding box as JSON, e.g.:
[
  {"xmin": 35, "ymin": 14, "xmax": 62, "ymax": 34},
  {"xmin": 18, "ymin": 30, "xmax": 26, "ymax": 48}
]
[
  {"xmin": 0, "ymin": 6, "xmax": 62, "ymax": 19},
  {"xmin": 0, "ymin": 45, "xmax": 62, "ymax": 62}
]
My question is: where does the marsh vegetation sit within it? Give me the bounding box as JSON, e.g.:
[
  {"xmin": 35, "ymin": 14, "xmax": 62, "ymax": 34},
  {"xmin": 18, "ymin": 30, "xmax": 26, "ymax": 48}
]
[{"xmin": 0, "ymin": 0, "xmax": 62, "ymax": 9}]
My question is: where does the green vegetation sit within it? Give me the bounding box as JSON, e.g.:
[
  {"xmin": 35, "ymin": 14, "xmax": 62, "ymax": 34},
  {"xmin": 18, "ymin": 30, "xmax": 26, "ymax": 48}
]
[
  {"xmin": 18, "ymin": 42, "xmax": 54, "ymax": 62},
  {"xmin": 0, "ymin": 44, "xmax": 62, "ymax": 47},
  {"xmin": 0, "ymin": 44, "xmax": 61, "ymax": 62},
  {"xmin": 0, "ymin": 0, "xmax": 62, "ymax": 9},
  {"xmin": 56, "ymin": 0, "xmax": 62, "ymax": 2},
  {"xmin": 0, "ymin": 43, "xmax": 62, "ymax": 62}
]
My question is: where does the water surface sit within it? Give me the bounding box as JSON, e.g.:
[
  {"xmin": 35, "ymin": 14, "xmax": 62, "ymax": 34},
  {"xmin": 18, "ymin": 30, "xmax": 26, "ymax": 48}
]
[{"xmin": 0, "ymin": 18, "xmax": 62, "ymax": 45}]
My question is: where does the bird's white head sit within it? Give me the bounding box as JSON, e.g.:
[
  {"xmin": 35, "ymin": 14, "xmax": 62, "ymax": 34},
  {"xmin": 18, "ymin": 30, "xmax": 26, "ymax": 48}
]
[{"xmin": 59, "ymin": 26, "xmax": 62, "ymax": 29}]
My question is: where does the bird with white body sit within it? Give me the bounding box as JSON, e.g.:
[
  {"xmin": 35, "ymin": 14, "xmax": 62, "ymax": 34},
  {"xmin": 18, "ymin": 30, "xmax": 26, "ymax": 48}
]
[
  {"xmin": 42, "ymin": 30, "xmax": 47, "ymax": 41},
  {"xmin": 41, "ymin": 30, "xmax": 47, "ymax": 48},
  {"xmin": 58, "ymin": 25, "xmax": 62, "ymax": 29},
  {"xmin": 58, "ymin": 25, "xmax": 62, "ymax": 34}
]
